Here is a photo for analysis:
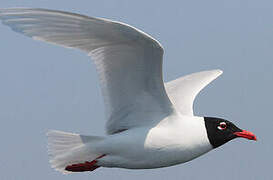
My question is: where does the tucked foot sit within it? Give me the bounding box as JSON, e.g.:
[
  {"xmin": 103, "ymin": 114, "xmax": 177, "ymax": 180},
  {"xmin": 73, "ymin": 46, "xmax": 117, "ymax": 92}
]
[
  {"xmin": 65, "ymin": 160, "xmax": 99, "ymax": 172},
  {"xmin": 65, "ymin": 154, "xmax": 106, "ymax": 172}
]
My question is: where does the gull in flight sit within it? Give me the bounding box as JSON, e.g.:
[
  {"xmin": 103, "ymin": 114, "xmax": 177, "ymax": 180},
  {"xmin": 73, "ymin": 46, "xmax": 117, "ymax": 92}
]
[{"xmin": 0, "ymin": 8, "xmax": 256, "ymax": 173}]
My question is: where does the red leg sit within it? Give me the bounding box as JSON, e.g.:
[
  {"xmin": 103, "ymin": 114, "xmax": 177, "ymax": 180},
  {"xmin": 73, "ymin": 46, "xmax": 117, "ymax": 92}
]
[{"xmin": 65, "ymin": 154, "xmax": 106, "ymax": 172}]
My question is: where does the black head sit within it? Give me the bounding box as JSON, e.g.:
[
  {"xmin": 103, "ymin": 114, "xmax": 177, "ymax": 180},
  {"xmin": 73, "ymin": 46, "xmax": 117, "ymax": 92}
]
[{"xmin": 204, "ymin": 117, "xmax": 257, "ymax": 148}]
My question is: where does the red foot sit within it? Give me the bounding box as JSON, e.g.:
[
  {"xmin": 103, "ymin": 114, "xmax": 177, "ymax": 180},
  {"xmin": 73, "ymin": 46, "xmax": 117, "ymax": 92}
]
[{"xmin": 65, "ymin": 154, "xmax": 106, "ymax": 172}]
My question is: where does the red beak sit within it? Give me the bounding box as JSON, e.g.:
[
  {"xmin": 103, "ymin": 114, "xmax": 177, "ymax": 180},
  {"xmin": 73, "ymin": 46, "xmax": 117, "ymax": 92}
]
[{"xmin": 234, "ymin": 130, "xmax": 257, "ymax": 141}]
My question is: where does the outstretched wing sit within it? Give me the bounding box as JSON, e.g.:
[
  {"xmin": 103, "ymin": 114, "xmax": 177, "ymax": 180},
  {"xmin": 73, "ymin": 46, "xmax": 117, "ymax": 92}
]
[
  {"xmin": 0, "ymin": 8, "xmax": 174, "ymax": 134},
  {"xmin": 165, "ymin": 69, "xmax": 223, "ymax": 116}
]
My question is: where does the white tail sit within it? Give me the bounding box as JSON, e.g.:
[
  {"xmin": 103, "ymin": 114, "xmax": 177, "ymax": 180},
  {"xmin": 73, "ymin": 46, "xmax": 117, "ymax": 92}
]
[{"xmin": 47, "ymin": 130, "xmax": 105, "ymax": 174}]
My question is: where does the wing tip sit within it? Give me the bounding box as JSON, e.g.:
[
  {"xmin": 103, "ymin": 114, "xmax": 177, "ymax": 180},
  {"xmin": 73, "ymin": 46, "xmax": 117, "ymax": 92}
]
[
  {"xmin": 214, "ymin": 69, "xmax": 223, "ymax": 76},
  {"xmin": 205, "ymin": 69, "xmax": 223, "ymax": 77},
  {"xmin": 204, "ymin": 69, "xmax": 223, "ymax": 81},
  {"xmin": 197, "ymin": 69, "xmax": 223, "ymax": 78}
]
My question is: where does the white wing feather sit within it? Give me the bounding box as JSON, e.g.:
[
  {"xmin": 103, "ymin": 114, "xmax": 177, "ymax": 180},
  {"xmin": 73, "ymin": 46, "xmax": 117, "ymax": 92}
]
[
  {"xmin": 165, "ymin": 69, "xmax": 223, "ymax": 116},
  {"xmin": 0, "ymin": 8, "xmax": 174, "ymax": 134}
]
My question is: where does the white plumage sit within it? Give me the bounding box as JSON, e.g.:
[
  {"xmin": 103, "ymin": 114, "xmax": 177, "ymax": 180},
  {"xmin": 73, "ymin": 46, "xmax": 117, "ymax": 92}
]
[
  {"xmin": 165, "ymin": 70, "xmax": 222, "ymax": 116},
  {"xmin": 0, "ymin": 8, "xmax": 223, "ymax": 173}
]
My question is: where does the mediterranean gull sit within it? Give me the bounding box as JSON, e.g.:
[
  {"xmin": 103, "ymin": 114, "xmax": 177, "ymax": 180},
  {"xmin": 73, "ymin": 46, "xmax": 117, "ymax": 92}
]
[{"xmin": 0, "ymin": 8, "xmax": 257, "ymax": 174}]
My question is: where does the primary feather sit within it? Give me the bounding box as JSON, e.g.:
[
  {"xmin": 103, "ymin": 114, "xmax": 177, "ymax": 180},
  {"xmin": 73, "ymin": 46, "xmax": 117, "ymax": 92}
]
[{"xmin": 0, "ymin": 8, "xmax": 173, "ymax": 134}]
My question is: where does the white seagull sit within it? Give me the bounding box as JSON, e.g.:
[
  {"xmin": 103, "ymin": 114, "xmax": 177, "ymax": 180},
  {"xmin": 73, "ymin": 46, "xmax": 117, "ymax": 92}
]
[{"xmin": 0, "ymin": 8, "xmax": 256, "ymax": 174}]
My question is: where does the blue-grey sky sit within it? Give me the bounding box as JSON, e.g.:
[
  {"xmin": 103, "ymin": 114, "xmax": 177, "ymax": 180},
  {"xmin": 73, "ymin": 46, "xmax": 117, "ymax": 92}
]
[{"xmin": 0, "ymin": 0, "xmax": 272, "ymax": 179}]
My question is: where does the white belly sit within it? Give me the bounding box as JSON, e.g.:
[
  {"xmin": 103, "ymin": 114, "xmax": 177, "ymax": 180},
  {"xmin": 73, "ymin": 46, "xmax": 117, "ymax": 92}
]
[{"xmin": 96, "ymin": 117, "xmax": 213, "ymax": 169}]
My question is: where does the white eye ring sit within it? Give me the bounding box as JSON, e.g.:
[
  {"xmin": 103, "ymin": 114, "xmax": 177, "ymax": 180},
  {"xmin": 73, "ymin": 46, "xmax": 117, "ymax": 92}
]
[{"xmin": 217, "ymin": 122, "xmax": 227, "ymax": 130}]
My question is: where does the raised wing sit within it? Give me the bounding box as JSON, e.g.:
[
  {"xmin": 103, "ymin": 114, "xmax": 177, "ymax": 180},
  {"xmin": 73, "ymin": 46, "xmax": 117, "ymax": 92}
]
[
  {"xmin": 0, "ymin": 8, "xmax": 174, "ymax": 134},
  {"xmin": 165, "ymin": 69, "xmax": 223, "ymax": 116}
]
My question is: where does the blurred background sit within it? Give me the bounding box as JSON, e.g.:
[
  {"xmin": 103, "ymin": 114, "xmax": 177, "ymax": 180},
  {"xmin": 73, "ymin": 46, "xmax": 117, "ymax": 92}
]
[{"xmin": 0, "ymin": 0, "xmax": 272, "ymax": 179}]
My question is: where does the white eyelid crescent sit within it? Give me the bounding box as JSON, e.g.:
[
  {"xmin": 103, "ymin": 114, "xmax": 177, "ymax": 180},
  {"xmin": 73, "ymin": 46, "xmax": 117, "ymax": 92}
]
[{"xmin": 218, "ymin": 122, "xmax": 227, "ymax": 130}]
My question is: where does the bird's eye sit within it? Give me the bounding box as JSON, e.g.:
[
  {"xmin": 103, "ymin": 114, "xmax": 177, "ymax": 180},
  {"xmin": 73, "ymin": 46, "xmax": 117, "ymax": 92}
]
[{"xmin": 217, "ymin": 122, "xmax": 227, "ymax": 130}]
